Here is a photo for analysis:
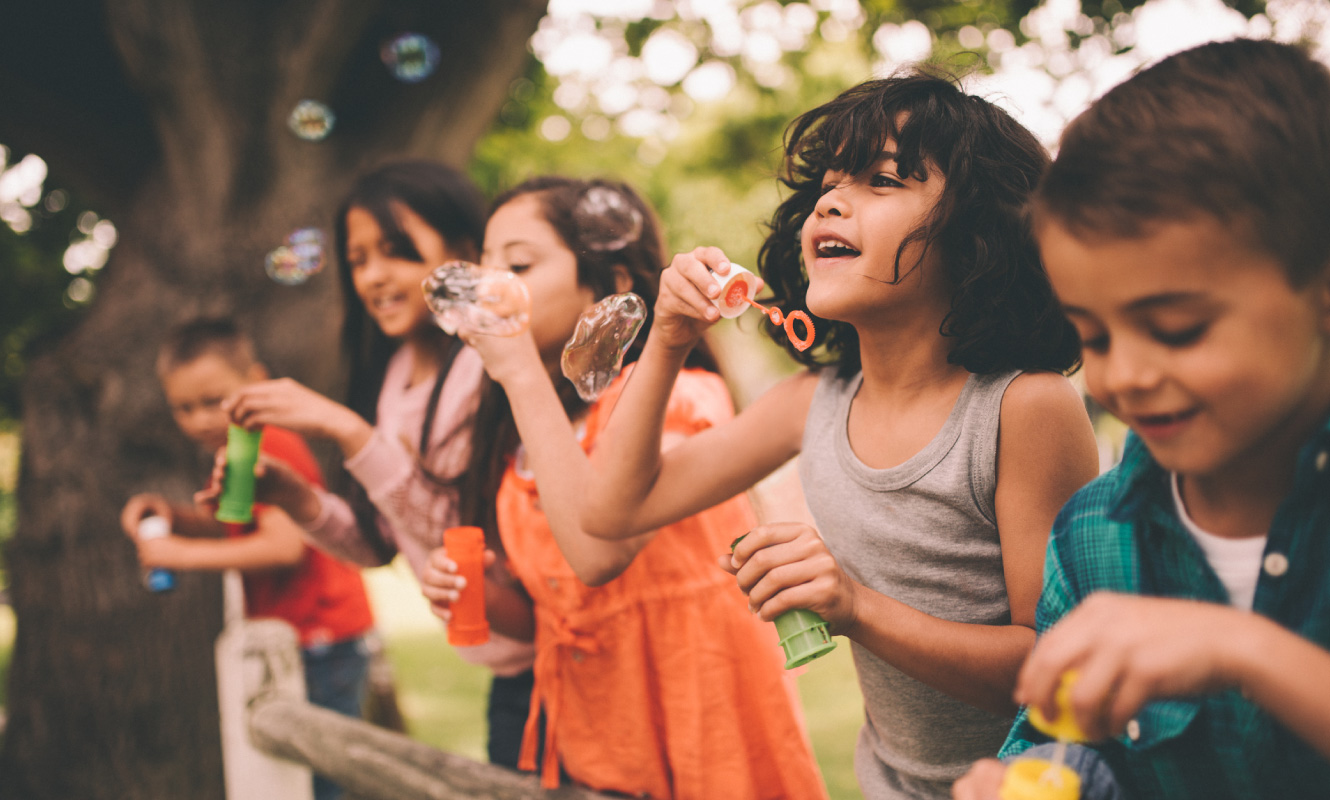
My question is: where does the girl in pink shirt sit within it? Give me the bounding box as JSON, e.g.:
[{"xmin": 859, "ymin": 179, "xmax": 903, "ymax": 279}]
[{"xmin": 226, "ymin": 161, "xmax": 536, "ymax": 767}]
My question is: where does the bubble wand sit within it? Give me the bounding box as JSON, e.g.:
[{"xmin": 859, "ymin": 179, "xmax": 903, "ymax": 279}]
[{"xmin": 711, "ymin": 264, "xmax": 815, "ymax": 352}]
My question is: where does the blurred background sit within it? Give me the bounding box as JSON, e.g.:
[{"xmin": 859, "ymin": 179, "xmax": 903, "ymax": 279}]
[{"xmin": 1, "ymin": 0, "xmax": 1327, "ymax": 797}]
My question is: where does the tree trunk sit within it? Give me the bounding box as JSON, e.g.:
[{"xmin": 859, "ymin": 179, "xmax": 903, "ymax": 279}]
[{"xmin": 0, "ymin": 2, "xmax": 547, "ymax": 797}]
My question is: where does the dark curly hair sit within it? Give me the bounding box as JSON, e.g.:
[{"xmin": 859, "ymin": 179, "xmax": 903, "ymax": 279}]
[{"xmin": 759, "ymin": 71, "xmax": 1081, "ymax": 378}]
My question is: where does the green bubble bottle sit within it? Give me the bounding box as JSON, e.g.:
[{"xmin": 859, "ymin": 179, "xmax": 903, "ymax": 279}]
[
  {"xmin": 215, "ymin": 425, "xmax": 264, "ymax": 524},
  {"xmin": 1002, "ymin": 671, "xmax": 1086, "ymax": 800},
  {"xmin": 731, "ymin": 535, "xmax": 837, "ymax": 669}
]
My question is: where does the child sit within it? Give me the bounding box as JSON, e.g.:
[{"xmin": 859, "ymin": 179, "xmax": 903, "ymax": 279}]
[
  {"xmin": 952, "ymin": 39, "xmax": 1330, "ymax": 800},
  {"xmin": 578, "ymin": 74, "xmax": 1101, "ymax": 799},
  {"xmin": 419, "ymin": 175, "xmax": 829, "ymax": 799},
  {"xmin": 223, "ymin": 161, "xmax": 536, "ymax": 768},
  {"xmin": 119, "ymin": 317, "xmax": 375, "ymax": 800}
]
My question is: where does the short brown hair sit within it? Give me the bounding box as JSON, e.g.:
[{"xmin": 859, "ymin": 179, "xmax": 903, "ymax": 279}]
[
  {"xmin": 156, "ymin": 317, "xmax": 257, "ymax": 378},
  {"xmin": 1034, "ymin": 38, "xmax": 1330, "ymax": 286}
]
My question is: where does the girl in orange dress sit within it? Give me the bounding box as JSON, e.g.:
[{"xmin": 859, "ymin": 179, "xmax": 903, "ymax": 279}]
[{"xmin": 419, "ymin": 176, "xmax": 827, "ymax": 800}]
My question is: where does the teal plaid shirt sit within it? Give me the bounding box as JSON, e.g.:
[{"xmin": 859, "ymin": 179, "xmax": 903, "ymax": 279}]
[{"xmin": 999, "ymin": 425, "xmax": 1330, "ymax": 799}]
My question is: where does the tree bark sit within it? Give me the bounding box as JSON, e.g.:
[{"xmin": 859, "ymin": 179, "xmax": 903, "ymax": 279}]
[{"xmin": 0, "ymin": 2, "xmax": 547, "ymax": 797}]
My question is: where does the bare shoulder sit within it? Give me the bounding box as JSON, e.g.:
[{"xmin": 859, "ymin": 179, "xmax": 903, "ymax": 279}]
[
  {"xmin": 998, "ymin": 371, "xmax": 1098, "ymax": 484},
  {"xmin": 1000, "ymin": 371, "xmax": 1088, "ymax": 430}
]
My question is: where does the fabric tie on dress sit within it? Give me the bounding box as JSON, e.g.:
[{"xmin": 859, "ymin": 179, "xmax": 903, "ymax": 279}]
[{"xmin": 520, "ymin": 614, "xmax": 601, "ymax": 788}]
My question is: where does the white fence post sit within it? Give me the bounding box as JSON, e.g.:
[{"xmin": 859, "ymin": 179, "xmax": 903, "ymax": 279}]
[{"xmin": 216, "ymin": 569, "xmax": 313, "ymax": 800}]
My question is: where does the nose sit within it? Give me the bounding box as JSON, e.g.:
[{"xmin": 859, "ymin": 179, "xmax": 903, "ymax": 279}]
[
  {"xmin": 1095, "ymin": 339, "xmax": 1164, "ymax": 401},
  {"xmin": 812, "ymin": 180, "xmax": 850, "ymax": 218},
  {"xmin": 357, "ymin": 252, "xmax": 390, "ymax": 285}
]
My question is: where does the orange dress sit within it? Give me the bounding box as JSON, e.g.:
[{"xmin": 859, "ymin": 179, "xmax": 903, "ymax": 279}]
[{"xmin": 498, "ymin": 368, "xmax": 828, "ymax": 800}]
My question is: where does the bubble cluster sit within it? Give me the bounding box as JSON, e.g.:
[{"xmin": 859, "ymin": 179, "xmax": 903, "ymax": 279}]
[
  {"xmin": 423, "ymin": 261, "xmax": 531, "ymax": 336},
  {"xmin": 265, "ymin": 228, "xmax": 327, "ymax": 285},
  {"xmin": 381, "ymin": 33, "xmax": 441, "ymax": 83},
  {"xmin": 573, "ymin": 185, "xmax": 644, "ymax": 252},
  {"xmin": 288, "ymin": 100, "xmax": 335, "ymax": 141},
  {"xmin": 561, "ymin": 292, "xmax": 647, "ymax": 402}
]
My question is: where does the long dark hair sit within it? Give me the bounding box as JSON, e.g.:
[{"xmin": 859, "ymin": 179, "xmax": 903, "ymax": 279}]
[
  {"xmin": 759, "ymin": 70, "xmax": 1081, "ymax": 378},
  {"xmin": 455, "ymin": 176, "xmax": 716, "ymax": 544},
  {"xmin": 333, "ymin": 160, "xmax": 487, "ymax": 561}
]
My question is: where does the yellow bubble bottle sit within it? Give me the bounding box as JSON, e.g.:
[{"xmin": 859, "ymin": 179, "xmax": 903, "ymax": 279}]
[{"xmin": 1002, "ymin": 671, "xmax": 1085, "ymax": 800}]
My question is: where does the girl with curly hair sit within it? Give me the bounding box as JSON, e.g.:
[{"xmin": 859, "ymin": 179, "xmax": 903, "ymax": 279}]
[{"xmin": 581, "ymin": 72, "xmax": 1100, "ymax": 800}]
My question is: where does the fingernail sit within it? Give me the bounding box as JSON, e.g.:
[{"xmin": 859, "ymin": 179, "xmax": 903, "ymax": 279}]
[{"xmin": 454, "ymin": 576, "xmax": 466, "ymax": 590}]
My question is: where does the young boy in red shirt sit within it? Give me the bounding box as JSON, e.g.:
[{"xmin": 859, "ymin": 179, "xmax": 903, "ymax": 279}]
[{"xmin": 120, "ymin": 317, "xmax": 375, "ymax": 800}]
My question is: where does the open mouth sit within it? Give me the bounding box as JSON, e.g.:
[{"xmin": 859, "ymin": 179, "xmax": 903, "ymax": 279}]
[
  {"xmin": 813, "ymin": 234, "xmax": 861, "ymax": 259},
  {"xmin": 371, "ymin": 292, "xmax": 408, "ymax": 311},
  {"xmin": 1133, "ymin": 407, "xmax": 1199, "ymax": 436}
]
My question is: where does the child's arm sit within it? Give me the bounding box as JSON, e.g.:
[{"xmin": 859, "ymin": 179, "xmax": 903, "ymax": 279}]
[
  {"xmin": 121, "ymin": 492, "xmax": 226, "ymax": 539},
  {"xmin": 1017, "ymin": 592, "xmax": 1330, "ymax": 759},
  {"xmin": 464, "ymin": 326, "xmax": 658, "ymax": 585},
  {"xmin": 730, "ymin": 372, "xmax": 1098, "ymax": 716},
  {"xmin": 581, "ymin": 247, "xmax": 815, "ymax": 540},
  {"xmin": 420, "ymin": 546, "xmax": 534, "ymax": 641},
  {"xmin": 132, "ymin": 504, "xmax": 306, "ymax": 572},
  {"xmin": 226, "ymin": 378, "xmax": 374, "ymax": 460}
]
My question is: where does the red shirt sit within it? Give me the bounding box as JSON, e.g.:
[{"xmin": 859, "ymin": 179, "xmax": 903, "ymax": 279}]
[{"xmin": 230, "ymin": 427, "xmax": 375, "ymax": 646}]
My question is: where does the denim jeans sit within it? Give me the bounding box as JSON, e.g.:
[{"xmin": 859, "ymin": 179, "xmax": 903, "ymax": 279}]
[
  {"xmin": 488, "ymin": 669, "xmax": 536, "ymax": 769},
  {"xmin": 1007, "ymin": 743, "xmax": 1125, "ymax": 800},
  {"xmin": 303, "ymin": 635, "xmax": 371, "ymax": 800}
]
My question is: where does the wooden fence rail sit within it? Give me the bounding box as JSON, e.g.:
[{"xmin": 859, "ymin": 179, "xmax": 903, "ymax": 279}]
[{"xmin": 249, "ymin": 697, "xmax": 612, "ymax": 800}]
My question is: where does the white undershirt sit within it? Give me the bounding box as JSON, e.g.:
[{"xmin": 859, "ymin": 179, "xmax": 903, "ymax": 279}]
[{"xmin": 1171, "ymin": 473, "xmax": 1268, "ymax": 611}]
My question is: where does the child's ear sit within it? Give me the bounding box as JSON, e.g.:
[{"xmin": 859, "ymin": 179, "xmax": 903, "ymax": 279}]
[{"xmin": 612, "ymin": 264, "xmax": 633, "ymax": 295}]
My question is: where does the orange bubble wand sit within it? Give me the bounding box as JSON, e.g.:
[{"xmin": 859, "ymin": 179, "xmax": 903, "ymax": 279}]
[{"xmin": 723, "ymin": 277, "xmax": 816, "ymax": 352}]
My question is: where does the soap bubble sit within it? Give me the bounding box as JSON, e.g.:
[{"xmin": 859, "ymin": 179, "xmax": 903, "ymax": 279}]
[
  {"xmin": 265, "ymin": 246, "xmax": 303, "ymax": 285},
  {"xmin": 573, "ymin": 185, "xmax": 644, "ymax": 252},
  {"xmin": 423, "ymin": 261, "xmax": 531, "ymax": 336},
  {"xmin": 381, "ymin": 33, "xmax": 440, "ymax": 83},
  {"xmin": 288, "ymin": 100, "xmax": 335, "ymax": 141},
  {"xmin": 561, "ymin": 292, "xmax": 647, "ymax": 403},
  {"xmin": 265, "ymin": 228, "xmax": 327, "ymax": 285}
]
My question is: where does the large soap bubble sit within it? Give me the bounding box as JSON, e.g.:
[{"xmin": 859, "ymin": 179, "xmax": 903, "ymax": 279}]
[
  {"xmin": 288, "ymin": 100, "xmax": 335, "ymax": 141},
  {"xmin": 265, "ymin": 227, "xmax": 327, "ymax": 285},
  {"xmin": 381, "ymin": 33, "xmax": 440, "ymax": 83},
  {"xmin": 423, "ymin": 261, "xmax": 530, "ymax": 336},
  {"xmin": 561, "ymin": 292, "xmax": 647, "ymax": 403},
  {"xmin": 573, "ymin": 185, "xmax": 645, "ymax": 252}
]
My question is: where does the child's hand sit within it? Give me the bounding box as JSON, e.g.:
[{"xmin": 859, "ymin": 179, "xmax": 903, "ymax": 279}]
[
  {"xmin": 951, "ymin": 759, "xmax": 1006, "ymax": 799},
  {"xmin": 120, "ymin": 493, "xmax": 173, "ymax": 537},
  {"xmin": 225, "ymin": 378, "xmax": 364, "ymax": 447},
  {"xmin": 1016, "ymin": 592, "xmax": 1243, "ymax": 741},
  {"xmin": 132, "ymin": 532, "xmax": 186, "ymax": 569},
  {"xmin": 654, "ymin": 247, "xmax": 758, "ymax": 352},
  {"xmin": 462, "ymin": 327, "xmax": 543, "ymax": 389},
  {"xmin": 724, "ymin": 521, "xmax": 861, "ymax": 634},
  {"xmin": 420, "ymin": 545, "xmax": 498, "ymax": 623}
]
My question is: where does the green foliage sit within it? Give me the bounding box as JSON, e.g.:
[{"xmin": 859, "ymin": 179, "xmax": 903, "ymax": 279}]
[{"xmin": 0, "ymin": 171, "xmax": 97, "ymax": 426}]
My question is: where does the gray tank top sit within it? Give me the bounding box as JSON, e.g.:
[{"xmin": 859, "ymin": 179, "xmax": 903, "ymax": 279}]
[{"xmin": 799, "ymin": 368, "xmax": 1020, "ymax": 799}]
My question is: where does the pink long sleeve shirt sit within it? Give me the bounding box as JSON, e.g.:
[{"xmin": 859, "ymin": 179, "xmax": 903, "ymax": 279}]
[{"xmin": 304, "ymin": 344, "xmax": 535, "ymax": 676}]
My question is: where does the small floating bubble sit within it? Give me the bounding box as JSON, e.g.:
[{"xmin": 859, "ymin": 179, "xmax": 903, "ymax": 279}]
[
  {"xmin": 288, "ymin": 100, "xmax": 335, "ymax": 141},
  {"xmin": 381, "ymin": 33, "xmax": 441, "ymax": 83},
  {"xmin": 573, "ymin": 185, "xmax": 645, "ymax": 252},
  {"xmin": 265, "ymin": 246, "xmax": 305, "ymax": 285},
  {"xmin": 561, "ymin": 292, "xmax": 647, "ymax": 402},
  {"xmin": 423, "ymin": 261, "xmax": 531, "ymax": 336}
]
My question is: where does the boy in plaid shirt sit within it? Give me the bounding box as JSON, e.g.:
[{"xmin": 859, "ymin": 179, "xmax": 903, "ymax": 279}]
[{"xmin": 955, "ymin": 39, "xmax": 1330, "ymax": 800}]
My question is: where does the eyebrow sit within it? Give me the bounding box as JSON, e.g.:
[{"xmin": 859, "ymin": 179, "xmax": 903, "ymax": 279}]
[{"xmin": 1063, "ymin": 291, "xmax": 1210, "ymax": 317}]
